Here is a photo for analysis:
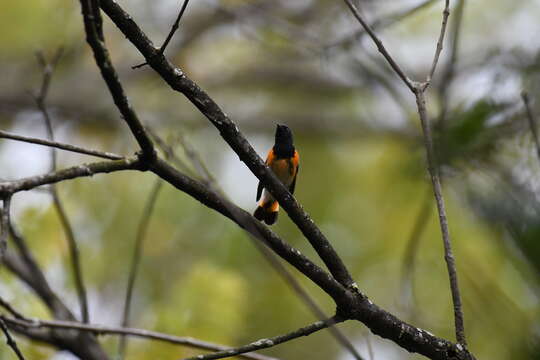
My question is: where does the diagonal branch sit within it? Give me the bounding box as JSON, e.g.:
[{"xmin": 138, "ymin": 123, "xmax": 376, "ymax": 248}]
[
  {"xmin": 99, "ymin": 0, "xmax": 356, "ymax": 291},
  {"xmin": 0, "ymin": 130, "xmax": 124, "ymax": 160},
  {"xmin": 521, "ymin": 91, "xmax": 540, "ymax": 163},
  {"xmin": 426, "ymin": 0, "xmax": 451, "ymax": 85},
  {"xmin": 0, "ymin": 318, "xmax": 26, "ymax": 360},
  {"xmin": 79, "ymin": 0, "xmax": 155, "ymax": 161},
  {"xmin": 342, "ymin": 0, "xmax": 415, "ymax": 91},
  {"xmin": 172, "ymin": 134, "xmax": 363, "ymax": 360},
  {"xmin": 183, "ymin": 316, "xmax": 343, "ymax": 360},
  {"xmin": 35, "ymin": 49, "xmax": 90, "ymax": 324},
  {"xmin": 86, "ymin": 1, "xmax": 476, "ymax": 358},
  {"xmin": 4, "ymin": 227, "xmax": 109, "ymax": 359}
]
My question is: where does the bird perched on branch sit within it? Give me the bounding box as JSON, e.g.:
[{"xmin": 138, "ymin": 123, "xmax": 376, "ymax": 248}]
[{"xmin": 254, "ymin": 124, "xmax": 299, "ymax": 225}]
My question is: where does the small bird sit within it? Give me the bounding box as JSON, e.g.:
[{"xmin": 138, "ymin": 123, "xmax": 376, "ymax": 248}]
[{"xmin": 254, "ymin": 124, "xmax": 299, "ymax": 225}]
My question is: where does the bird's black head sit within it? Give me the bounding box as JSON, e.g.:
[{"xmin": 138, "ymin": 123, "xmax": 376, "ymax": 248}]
[{"xmin": 273, "ymin": 124, "xmax": 295, "ymax": 158}]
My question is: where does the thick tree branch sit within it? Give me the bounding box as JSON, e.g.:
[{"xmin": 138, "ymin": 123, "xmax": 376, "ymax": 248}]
[
  {"xmin": 79, "ymin": 0, "xmax": 155, "ymax": 161},
  {"xmin": 0, "ymin": 130, "xmax": 124, "ymax": 160},
  {"xmin": 150, "ymin": 157, "xmax": 475, "ymax": 360},
  {"xmin": 150, "ymin": 158, "xmax": 348, "ymax": 300},
  {"xmin": 77, "ymin": 1, "xmax": 475, "ymax": 358},
  {"xmin": 183, "ymin": 316, "xmax": 343, "ymax": 360},
  {"xmin": 1, "ymin": 316, "xmax": 275, "ymax": 360},
  {"xmin": 172, "ymin": 135, "xmax": 363, "ymax": 360},
  {"xmin": 99, "ymin": 0, "xmax": 356, "ymax": 291}
]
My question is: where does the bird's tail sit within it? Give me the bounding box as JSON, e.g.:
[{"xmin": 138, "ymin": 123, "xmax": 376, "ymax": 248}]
[{"xmin": 253, "ymin": 201, "xmax": 279, "ymax": 225}]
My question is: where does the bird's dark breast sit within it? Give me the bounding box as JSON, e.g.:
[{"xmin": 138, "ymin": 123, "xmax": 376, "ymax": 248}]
[{"xmin": 273, "ymin": 144, "xmax": 295, "ymax": 159}]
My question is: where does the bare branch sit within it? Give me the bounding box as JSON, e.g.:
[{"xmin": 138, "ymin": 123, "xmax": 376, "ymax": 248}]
[
  {"xmin": 0, "ymin": 157, "xmax": 142, "ymax": 196},
  {"xmin": 438, "ymin": 0, "xmax": 466, "ymax": 128},
  {"xmin": 251, "ymin": 240, "xmax": 364, "ymax": 360},
  {"xmin": 149, "ymin": 157, "xmax": 475, "ymax": 360},
  {"xmin": 0, "ymin": 318, "xmax": 26, "ymax": 360},
  {"xmin": 342, "ymin": 0, "xmax": 466, "ymax": 347},
  {"xmin": 3, "ymin": 230, "xmax": 110, "ymax": 359},
  {"xmin": 426, "ymin": 0, "xmax": 451, "ymax": 85},
  {"xmin": 414, "ymin": 90, "xmax": 466, "ymax": 346},
  {"xmin": 326, "ymin": 0, "xmax": 437, "ymax": 51},
  {"xmin": 522, "ymin": 91, "xmax": 540, "ymax": 163},
  {"xmin": 117, "ymin": 178, "xmax": 163, "ymax": 359},
  {"xmin": 34, "ymin": 49, "xmax": 90, "ymax": 324},
  {"xmin": 172, "ymin": 137, "xmax": 363, "ymax": 360},
  {"xmin": 183, "ymin": 316, "xmax": 343, "ymax": 360},
  {"xmin": 0, "ymin": 196, "xmax": 11, "ymax": 259},
  {"xmin": 133, "ymin": 0, "xmax": 191, "ymax": 69},
  {"xmin": 79, "ymin": 0, "xmax": 155, "ymax": 161},
  {"xmin": 341, "ymin": 0, "xmax": 415, "ymax": 92},
  {"xmin": 2, "ymin": 316, "xmax": 276, "ymax": 360},
  {"xmin": 0, "ymin": 130, "xmax": 124, "ymax": 160},
  {"xmin": 100, "ymin": 0, "xmax": 356, "ymax": 291}
]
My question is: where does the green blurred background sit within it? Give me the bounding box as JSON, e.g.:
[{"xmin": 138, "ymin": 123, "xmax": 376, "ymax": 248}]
[{"xmin": 0, "ymin": 0, "xmax": 539, "ymax": 359}]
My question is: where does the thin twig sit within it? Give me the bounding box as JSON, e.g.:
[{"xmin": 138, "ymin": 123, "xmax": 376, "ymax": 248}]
[
  {"xmin": 0, "ymin": 298, "xmax": 26, "ymax": 320},
  {"xmin": 1, "ymin": 316, "xmax": 276, "ymax": 360},
  {"xmin": 0, "ymin": 130, "xmax": 124, "ymax": 160},
  {"xmin": 343, "ymin": 0, "xmax": 466, "ymax": 346},
  {"xmin": 522, "ymin": 92, "xmax": 540, "ymax": 163},
  {"xmin": 176, "ymin": 132, "xmax": 220, "ymax": 193},
  {"xmin": 0, "ymin": 318, "xmax": 26, "ymax": 360},
  {"xmin": 146, "ymin": 127, "xmax": 196, "ymax": 176},
  {"xmin": 414, "ymin": 89, "xmax": 466, "ymax": 346},
  {"xmin": 326, "ymin": 0, "xmax": 437, "ymax": 51},
  {"xmin": 183, "ymin": 316, "xmax": 343, "ymax": 360},
  {"xmin": 342, "ymin": 0, "xmax": 415, "ymax": 92},
  {"xmin": 0, "ymin": 196, "xmax": 12, "ymax": 259},
  {"xmin": 0, "ymin": 157, "xmax": 142, "ymax": 196},
  {"xmin": 34, "ymin": 49, "xmax": 90, "ymax": 323},
  {"xmin": 425, "ymin": 0, "xmax": 451, "ymax": 85},
  {"xmin": 117, "ymin": 178, "xmax": 163, "ymax": 359},
  {"xmin": 132, "ymin": 0, "xmax": 191, "ymax": 69},
  {"xmin": 438, "ymin": 0, "xmax": 466, "ymax": 128}
]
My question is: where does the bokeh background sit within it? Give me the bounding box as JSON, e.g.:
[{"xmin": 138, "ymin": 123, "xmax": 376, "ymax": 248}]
[{"xmin": 1, "ymin": 0, "xmax": 539, "ymax": 359}]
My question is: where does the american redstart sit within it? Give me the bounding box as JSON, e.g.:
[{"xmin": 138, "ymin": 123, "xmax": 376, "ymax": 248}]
[{"xmin": 254, "ymin": 124, "xmax": 299, "ymax": 225}]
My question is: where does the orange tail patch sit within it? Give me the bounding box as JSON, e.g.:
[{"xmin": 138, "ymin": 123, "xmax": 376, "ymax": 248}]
[{"xmin": 253, "ymin": 201, "xmax": 279, "ymax": 225}]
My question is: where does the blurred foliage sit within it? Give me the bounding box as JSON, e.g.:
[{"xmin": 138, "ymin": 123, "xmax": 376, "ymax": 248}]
[{"xmin": 1, "ymin": 0, "xmax": 540, "ymax": 360}]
